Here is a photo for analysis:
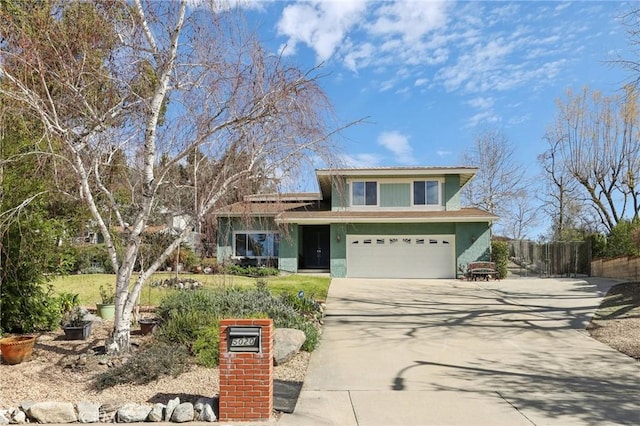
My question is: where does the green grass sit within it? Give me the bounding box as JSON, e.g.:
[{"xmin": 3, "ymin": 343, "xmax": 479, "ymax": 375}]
[{"xmin": 49, "ymin": 273, "xmax": 331, "ymax": 307}]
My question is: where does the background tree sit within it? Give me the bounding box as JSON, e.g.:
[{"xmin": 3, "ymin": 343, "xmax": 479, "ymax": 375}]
[
  {"xmin": 544, "ymin": 85, "xmax": 640, "ymax": 234},
  {"xmin": 0, "ymin": 0, "xmax": 344, "ymax": 353},
  {"xmin": 461, "ymin": 128, "xmax": 531, "ymax": 238}
]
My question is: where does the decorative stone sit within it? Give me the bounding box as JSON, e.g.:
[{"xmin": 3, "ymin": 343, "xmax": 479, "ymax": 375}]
[
  {"xmin": 194, "ymin": 398, "xmax": 216, "ymax": 422},
  {"xmin": 0, "ymin": 411, "xmax": 8, "ymax": 425},
  {"xmin": 76, "ymin": 401, "xmax": 100, "ymax": 423},
  {"xmin": 170, "ymin": 403, "xmax": 194, "ymax": 423},
  {"xmin": 164, "ymin": 397, "xmax": 180, "ymax": 422},
  {"xmin": 9, "ymin": 408, "xmax": 25, "ymax": 424},
  {"xmin": 98, "ymin": 400, "xmax": 122, "ymax": 423},
  {"xmin": 147, "ymin": 403, "xmax": 165, "ymax": 422},
  {"xmin": 274, "ymin": 328, "xmax": 306, "ymax": 365},
  {"xmin": 117, "ymin": 403, "xmax": 151, "ymax": 423},
  {"xmin": 26, "ymin": 402, "xmax": 76, "ymax": 424}
]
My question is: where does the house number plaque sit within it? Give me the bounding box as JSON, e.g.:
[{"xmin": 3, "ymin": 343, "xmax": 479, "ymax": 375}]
[{"xmin": 227, "ymin": 326, "xmax": 261, "ymax": 353}]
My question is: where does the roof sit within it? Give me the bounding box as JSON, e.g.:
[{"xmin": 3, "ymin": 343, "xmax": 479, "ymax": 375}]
[
  {"xmin": 218, "ymin": 201, "xmax": 497, "ymax": 224},
  {"xmin": 315, "ymin": 166, "xmax": 478, "ymax": 199},
  {"xmin": 276, "ymin": 207, "xmax": 498, "ymax": 224}
]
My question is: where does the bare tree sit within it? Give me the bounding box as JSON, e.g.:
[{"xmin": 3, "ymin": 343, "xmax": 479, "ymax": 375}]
[
  {"xmin": 545, "ymin": 86, "xmax": 640, "ymax": 234},
  {"xmin": 0, "ymin": 1, "xmax": 345, "ymax": 353},
  {"xmin": 461, "ymin": 128, "xmax": 530, "ymax": 237}
]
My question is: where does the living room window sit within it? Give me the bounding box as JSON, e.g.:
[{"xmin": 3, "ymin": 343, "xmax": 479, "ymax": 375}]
[
  {"xmin": 234, "ymin": 232, "xmax": 279, "ymax": 258},
  {"xmin": 352, "ymin": 181, "xmax": 377, "ymax": 206},
  {"xmin": 413, "ymin": 181, "xmax": 439, "ymax": 205}
]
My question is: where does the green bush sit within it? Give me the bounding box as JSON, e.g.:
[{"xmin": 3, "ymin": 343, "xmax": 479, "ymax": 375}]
[
  {"xmin": 92, "ymin": 341, "xmax": 190, "ymax": 390},
  {"xmin": 224, "ymin": 264, "xmax": 279, "ymax": 277},
  {"xmin": 154, "ymin": 282, "xmax": 323, "ymax": 365},
  {"xmin": 491, "ymin": 240, "xmax": 509, "ymax": 279},
  {"xmin": 192, "ymin": 321, "xmax": 221, "ymax": 367},
  {"xmin": 73, "ymin": 244, "xmax": 113, "ymax": 274}
]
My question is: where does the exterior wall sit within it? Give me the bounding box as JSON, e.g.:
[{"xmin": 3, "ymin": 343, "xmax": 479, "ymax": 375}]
[
  {"xmin": 331, "ymin": 177, "xmax": 348, "ymax": 210},
  {"xmin": 278, "ymin": 224, "xmax": 298, "ymax": 273},
  {"xmin": 330, "ymin": 224, "xmax": 347, "ymax": 278},
  {"xmin": 380, "ymin": 183, "xmax": 411, "ymax": 207},
  {"xmin": 455, "ymin": 222, "xmax": 492, "ymax": 274},
  {"xmin": 444, "ymin": 175, "xmax": 461, "ymax": 211},
  {"xmin": 330, "ymin": 174, "xmax": 463, "ymax": 211}
]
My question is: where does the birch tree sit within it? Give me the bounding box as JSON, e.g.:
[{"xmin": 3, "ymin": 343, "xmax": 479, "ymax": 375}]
[{"xmin": 0, "ymin": 0, "xmax": 342, "ymax": 353}]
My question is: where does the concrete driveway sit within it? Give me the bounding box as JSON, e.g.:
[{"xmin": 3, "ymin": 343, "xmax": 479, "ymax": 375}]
[{"xmin": 278, "ymin": 277, "xmax": 640, "ymax": 426}]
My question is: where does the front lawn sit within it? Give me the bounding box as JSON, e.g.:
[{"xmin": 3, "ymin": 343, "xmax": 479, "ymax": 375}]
[{"xmin": 49, "ymin": 273, "xmax": 331, "ymax": 306}]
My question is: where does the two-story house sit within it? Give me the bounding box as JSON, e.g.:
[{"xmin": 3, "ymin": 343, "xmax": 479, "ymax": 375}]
[{"xmin": 217, "ymin": 167, "xmax": 497, "ymax": 279}]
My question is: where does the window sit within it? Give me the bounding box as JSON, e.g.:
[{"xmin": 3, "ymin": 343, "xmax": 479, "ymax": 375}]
[
  {"xmin": 413, "ymin": 181, "xmax": 439, "ymax": 205},
  {"xmin": 234, "ymin": 232, "xmax": 279, "ymax": 258},
  {"xmin": 352, "ymin": 181, "xmax": 377, "ymax": 206}
]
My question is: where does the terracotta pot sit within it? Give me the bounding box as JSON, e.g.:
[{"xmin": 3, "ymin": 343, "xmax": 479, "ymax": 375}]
[{"xmin": 0, "ymin": 335, "xmax": 36, "ymax": 365}]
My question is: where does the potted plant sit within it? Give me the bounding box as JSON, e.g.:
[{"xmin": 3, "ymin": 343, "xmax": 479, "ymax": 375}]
[
  {"xmin": 96, "ymin": 284, "xmax": 116, "ymax": 320},
  {"xmin": 61, "ymin": 307, "xmax": 93, "ymax": 340},
  {"xmin": 0, "ymin": 335, "xmax": 37, "ymax": 365}
]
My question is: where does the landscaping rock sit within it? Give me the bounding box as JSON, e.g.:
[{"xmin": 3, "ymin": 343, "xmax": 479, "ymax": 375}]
[
  {"xmin": 164, "ymin": 398, "xmax": 180, "ymax": 422},
  {"xmin": 9, "ymin": 408, "xmax": 25, "ymax": 424},
  {"xmin": 98, "ymin": 401, "xmax": 122, "ymax": 423},
  {"xmin": 117, "ymin": 403, "xmax": 151, "ymax": 423},
  {"xmin": 274, "ymin": 328, "xmax": 306, "ymax": 366},
  {"xmin": 147, "ymin": 403, "xmax": 165, "ymax": 422},
  {"xmin": 194, "ymin": 398, "xmax": 216, "ymax": 422},
  {"xmin": 170, "ymin": 403, "xmax": 194, "ymax": 423},
  {"xmin": 26, "ymin": 402, "xmax": 76, "ymax": 424},
  {"xmin": 0, "ymin": 410, "xmax": 8, "ymax": 425},
  {"xmin": 76, "ymin": 401, "xmax": 100, "ymax": 423}
]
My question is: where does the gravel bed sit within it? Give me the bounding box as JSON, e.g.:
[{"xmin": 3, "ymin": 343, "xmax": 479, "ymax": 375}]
[{"xmin": 0, "ymin": 320, "xmax": 310, "ymax": 409}]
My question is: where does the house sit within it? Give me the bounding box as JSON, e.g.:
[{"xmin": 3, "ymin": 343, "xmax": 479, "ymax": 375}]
[{"xmin": 216, "ymin": 167, "xmax": 498, "ymax": 279}]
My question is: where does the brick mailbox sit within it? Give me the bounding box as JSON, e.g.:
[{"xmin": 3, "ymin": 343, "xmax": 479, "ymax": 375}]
[{"xmin": 218, "ymin": 319, "xmax": 273, "ymax": 422}]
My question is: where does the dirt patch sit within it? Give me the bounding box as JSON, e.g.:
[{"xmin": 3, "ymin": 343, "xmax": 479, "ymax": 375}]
[
  {"xmin": 0, "ymin": 318, "xmax": 309, "ymax": 409},
  {"xmin": 587, "ymin": 281, "xmax": 640, "ymax": 359}
]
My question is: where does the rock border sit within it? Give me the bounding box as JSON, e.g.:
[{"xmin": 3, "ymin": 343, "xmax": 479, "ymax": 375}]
[{"xmin": 0, "ymin": 396, "xmax": 217, "ymax": 424}]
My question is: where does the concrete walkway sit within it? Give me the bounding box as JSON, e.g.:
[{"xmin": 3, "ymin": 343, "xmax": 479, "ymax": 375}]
[{"xmin": 277, "ymin": 277, "xmax": 640, "ymax": 426}]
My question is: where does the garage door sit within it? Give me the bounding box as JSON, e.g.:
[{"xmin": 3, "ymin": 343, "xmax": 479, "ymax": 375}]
[{"xmin": 346, "ymin": 234, "xmax": 455, "ymax": 278}]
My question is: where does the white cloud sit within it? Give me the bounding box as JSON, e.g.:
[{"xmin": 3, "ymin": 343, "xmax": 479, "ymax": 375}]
[
  {"xmin": 437, "ymin": 149, "xmax": 453, "ymax": 158},
  {"xmin": 340, "ymin": 153, "xmax": 382, "ymax": 168},
  {"xmin": 276, "ymin": 1, "xmax": 367, "ymax": 62},
  {"xmin": 368, "ymin": 1, "xmax": 450, "ymax": 42},
  {"xmin": 377, "ymin": 131, "xmax": 415, "ymax": 165},
  {"xmin": 467, "ymin": 97, "xmax": 495, "ymax": 110}
]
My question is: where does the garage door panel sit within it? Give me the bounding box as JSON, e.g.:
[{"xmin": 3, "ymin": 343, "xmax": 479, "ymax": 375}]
[{"xmin": 346, "ymin": 235, "xmax": 455, "ymax": 278}]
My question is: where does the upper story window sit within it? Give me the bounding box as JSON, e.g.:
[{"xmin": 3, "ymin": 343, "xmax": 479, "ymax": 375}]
[
  {"xmin": 352, "ymin": 181, "xmax": 377, "ymax": 206},
  {"xmin": 413, "ymin": 181, "xmax": 439, "ymax": 205}
]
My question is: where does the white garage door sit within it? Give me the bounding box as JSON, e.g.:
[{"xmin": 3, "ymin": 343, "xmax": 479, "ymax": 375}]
[{"xmin": 346, "ymin": 234, "xmax": 455, "ymax": 278}]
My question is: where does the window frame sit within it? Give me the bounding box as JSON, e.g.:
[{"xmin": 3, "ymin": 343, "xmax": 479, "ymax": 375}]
[
  {"xmin": 412, "ymin": 180, "xmax": 441, "ymax": 206},
  {"xmin": 350, "ymin": 180, "xmax": 378, "ymax": 207},
  {"xmin": 232, "ymin": 231, "xmax": 280, "ymax": 259}
]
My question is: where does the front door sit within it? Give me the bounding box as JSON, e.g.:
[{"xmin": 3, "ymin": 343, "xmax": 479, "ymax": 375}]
[{"xmin": 301, "ymin": 225, "xmax": 330, "ymax": 269}]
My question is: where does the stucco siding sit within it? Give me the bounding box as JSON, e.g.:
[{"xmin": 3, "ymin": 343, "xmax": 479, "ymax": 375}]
[{"xmin": 455, "ymin": 223, "xmax": 492, "ymax": 273}]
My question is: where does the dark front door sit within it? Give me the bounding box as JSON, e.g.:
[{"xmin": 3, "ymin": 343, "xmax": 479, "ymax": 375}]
[{"xmin": 302, "ymin": 225, "xmax": 330, "ymax": 269}]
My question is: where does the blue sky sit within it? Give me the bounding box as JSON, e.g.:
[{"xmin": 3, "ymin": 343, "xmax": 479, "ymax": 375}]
[{"xmin": 240, "ymin": 1, "xmax": 633, "ymax": 177}]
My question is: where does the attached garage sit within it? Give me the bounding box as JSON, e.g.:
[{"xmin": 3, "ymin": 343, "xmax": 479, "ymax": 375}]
[{"xmin": 346, "ymin": 234, "xmax": 456, "ymax": 279}]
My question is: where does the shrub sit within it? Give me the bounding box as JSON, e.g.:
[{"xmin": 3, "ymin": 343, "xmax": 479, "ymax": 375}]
[
  {"xmin": 192, "ymin": 321, "xmax": 221, "ymax": 367},
  {"xmin": 491, "ymin": 240, "xmax": 509, "ymax": 279},
  {"xmin": 93, "ymin": 341, "xmax": 190, "ymax": 390},
  {"xmin": 154, "ymin": 282, "xmax": 323, "ymax": 365},
  {"xmin": 223, "ymin": 264, "xmax": 279, "ymax": 277}
]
